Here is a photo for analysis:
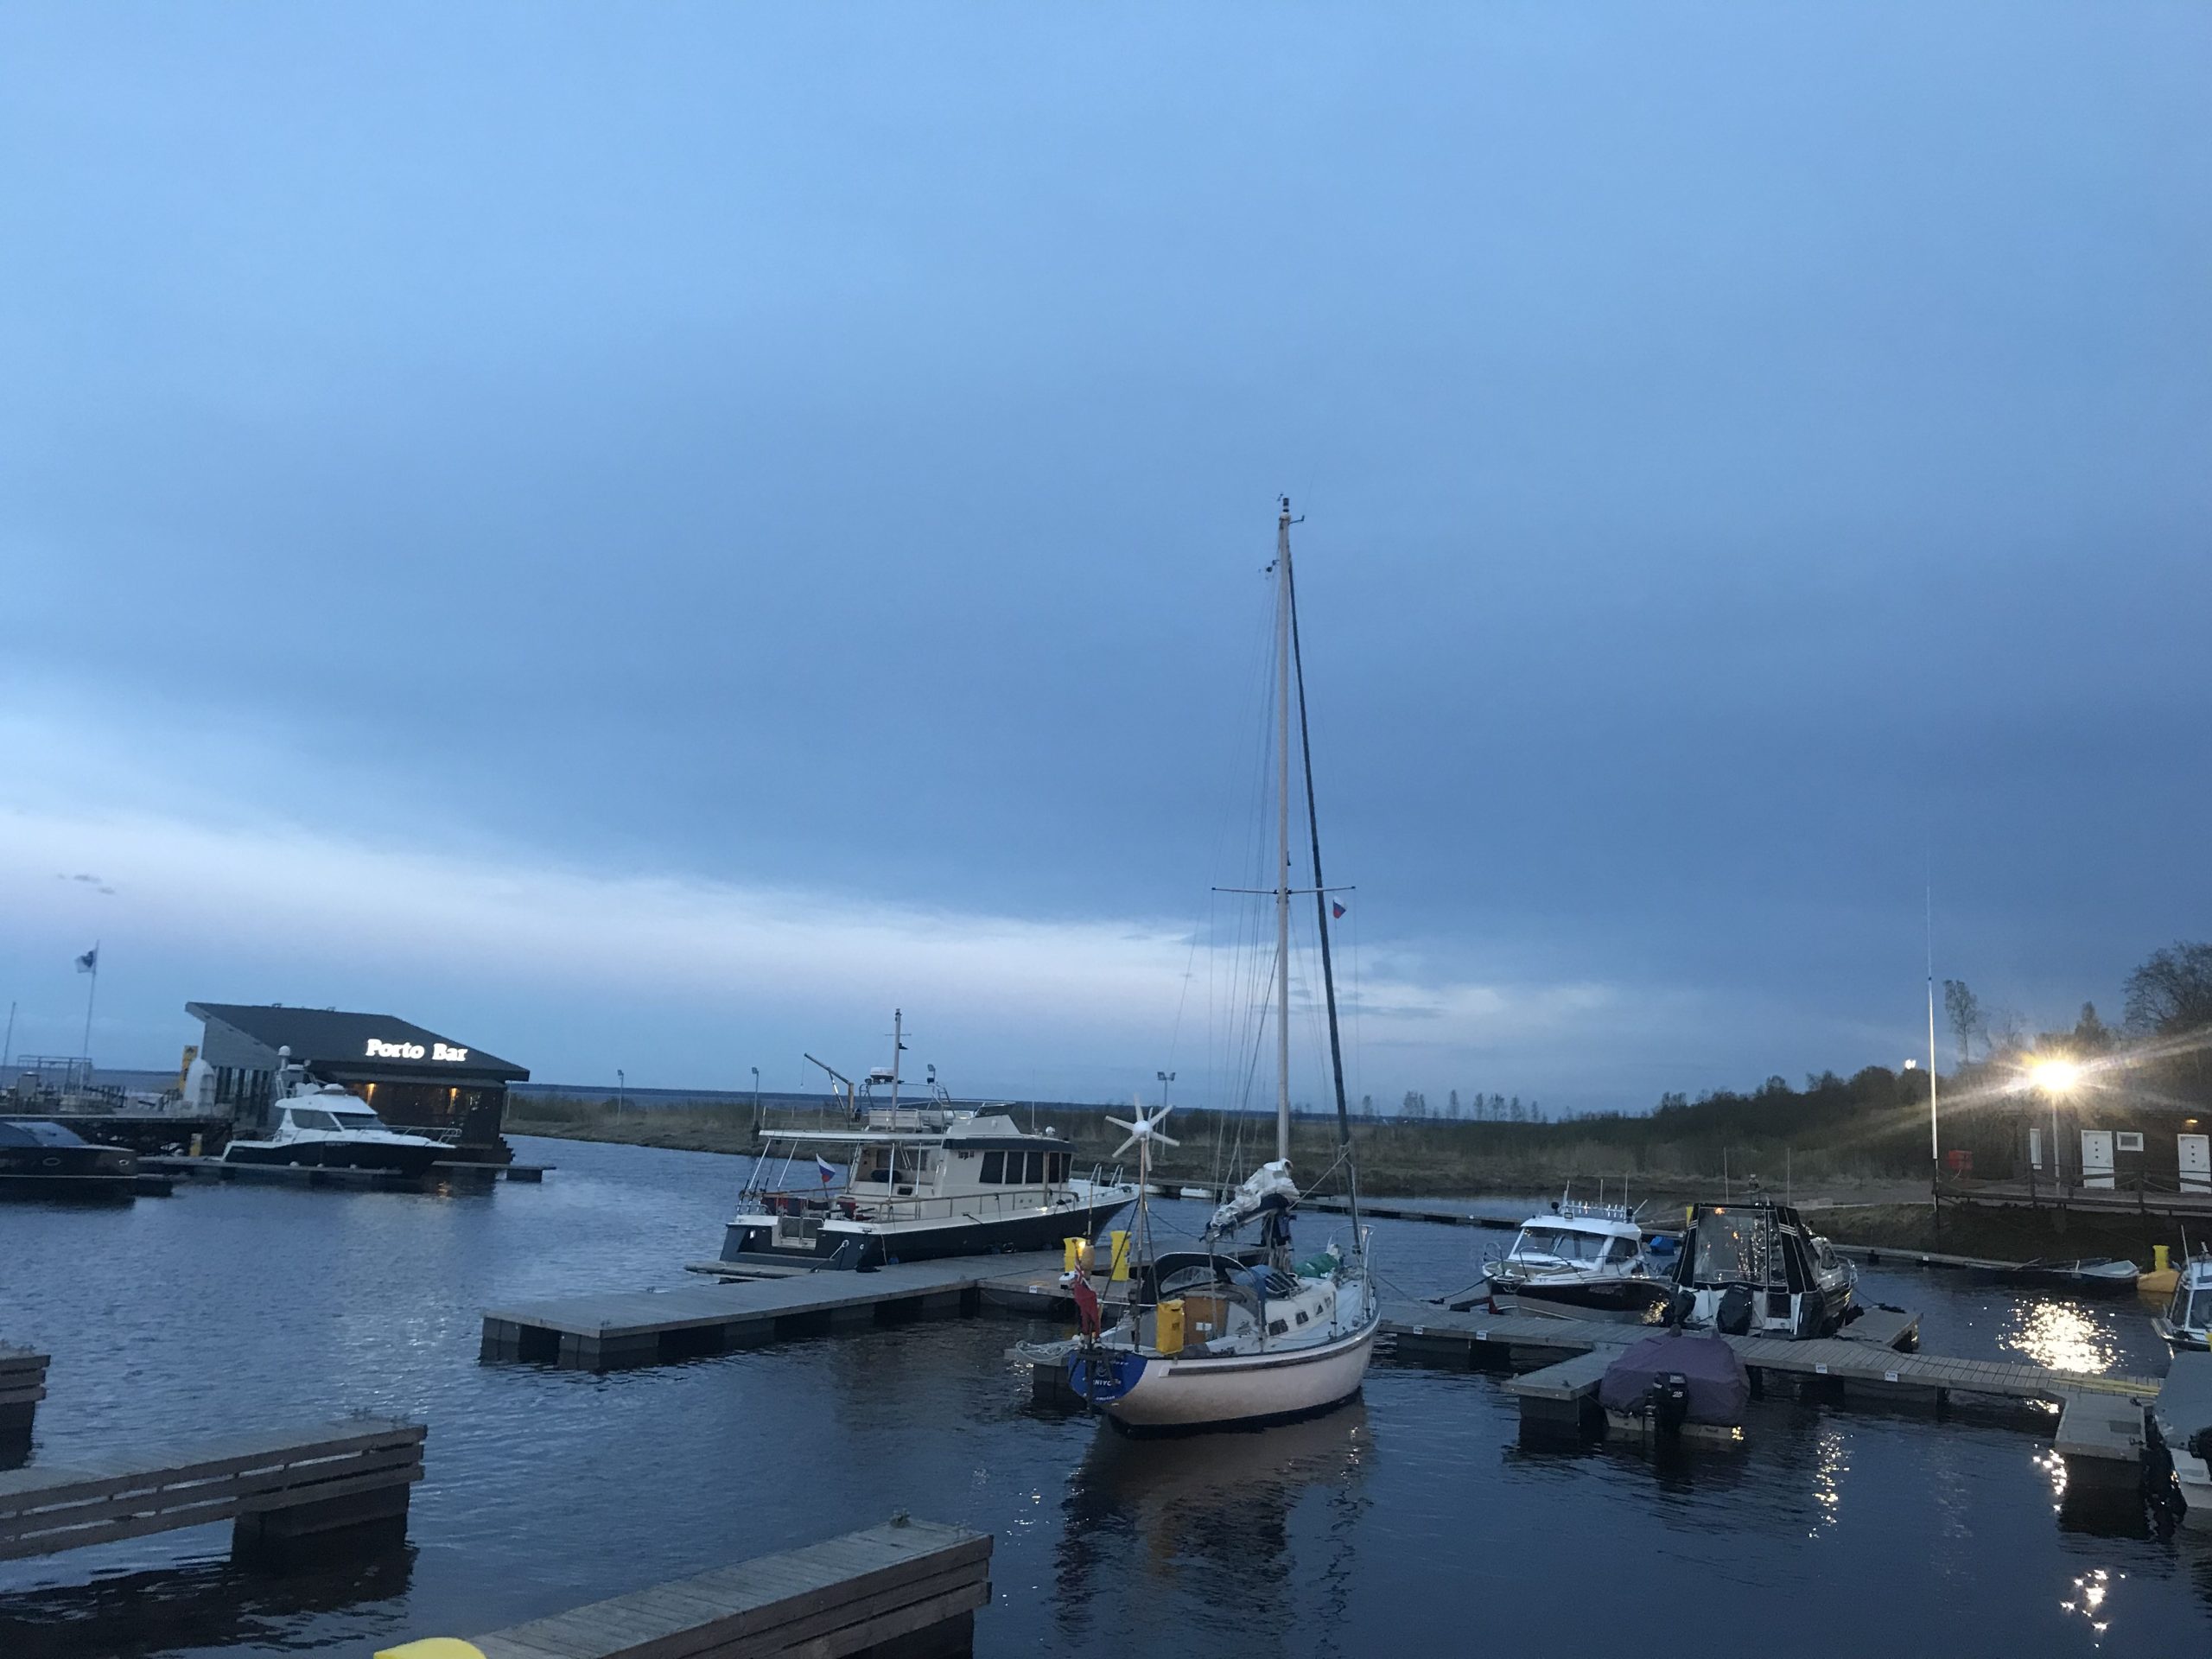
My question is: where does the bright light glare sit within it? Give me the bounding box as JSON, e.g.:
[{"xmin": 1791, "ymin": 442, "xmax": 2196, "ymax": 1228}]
[{"xmin": 2030, "ymin": 1058, "xmax": 2082, "ymax": 1094}]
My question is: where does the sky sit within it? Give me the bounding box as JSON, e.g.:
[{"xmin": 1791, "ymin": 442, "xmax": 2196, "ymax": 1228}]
[{"xmin": 3, "ymin": 3, "xmax": 2209, "ymax": 1112}]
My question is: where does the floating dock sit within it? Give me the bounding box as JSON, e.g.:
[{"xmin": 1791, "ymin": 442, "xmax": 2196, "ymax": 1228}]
[
  {"xmin": 0, "ymin": 1416, "xmax": 425, "ymax": 1568},
  {"xmin": 144, "ymin": 1155, "xmax": 550, "ymax": 1190},
  {"xmin": 383, "ymin": 1518, "xmax": 990, "ymax": 1659},
  {"xmin": 0, "ymin": 1345, "xmax": 49, "ymax": 1467},
  {"xmin": 483, "ymin": 1252, "xmax": 1068, "ymax": 1370},
  {"xmin": 1380, "ymin": 1300, "xmax": 2165, "ymax": 1400}
]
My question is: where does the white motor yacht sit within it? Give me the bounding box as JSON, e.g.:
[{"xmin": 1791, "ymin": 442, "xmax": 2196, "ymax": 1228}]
[
  {"xmin": 2155, "ymin": 1248, "xmax": 2212, "ymax": 1351},
  {"xmin": 1478, "ymin": 1201, "xmax": 1670, "ymax": 1323},
  {"xmin": 220, "ymin": 1076, "xmax": 449, "ymax": 1178}
]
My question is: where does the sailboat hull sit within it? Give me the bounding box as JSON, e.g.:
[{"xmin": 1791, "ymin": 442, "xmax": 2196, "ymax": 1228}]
[{"xmin": 1081, "ymin": 1313, "xmax": 1380, "ymax": 1433}]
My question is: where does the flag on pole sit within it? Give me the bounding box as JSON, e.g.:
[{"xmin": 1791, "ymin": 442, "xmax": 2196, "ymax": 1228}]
[
  {"xmin": 76, "ymin": 946, "xmax": 99, "ymax": 973},
  {"xmin": 1330, "ymin": 901, "xmax": 1346, "ymax": 920},
  {"xmin": 815, "ymin": 1154, "xmax": 839, "ymax": 1185}
]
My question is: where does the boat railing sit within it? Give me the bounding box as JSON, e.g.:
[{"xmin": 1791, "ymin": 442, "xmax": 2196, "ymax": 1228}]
[{"xmin": 743, "ymin": 1179, "xmax": 1131, "ymax": 1227}]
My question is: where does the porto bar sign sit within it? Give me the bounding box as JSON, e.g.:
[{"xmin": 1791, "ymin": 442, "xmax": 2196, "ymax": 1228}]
[{"xmin": 364, "ymin": 1039, "xmax": 470, "ymax": 1063}]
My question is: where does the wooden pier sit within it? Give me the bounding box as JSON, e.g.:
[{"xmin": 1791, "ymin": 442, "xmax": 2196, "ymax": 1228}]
[
  {"xmin": 144, "ymin": 1155, "xmax": 549, "ymax": 1190},
  {"xmin": 483, "ymin": 1252, "xmax": 1067, "ymax": 1370},
  {"xmin": 1382, "ymin": 1300, "xmax": 2164, "ymax": 1451},
  {"xmin": 383, "ymin": 1518, "xmax": 991, "ymax": 1659},
  {"xmin": 0, "ymin": 1345, "xmax": 49, "ymax": 1466},
  {"xmin": 0, "ymin": 1417, "xmax": 425, "ymax": 1568}
]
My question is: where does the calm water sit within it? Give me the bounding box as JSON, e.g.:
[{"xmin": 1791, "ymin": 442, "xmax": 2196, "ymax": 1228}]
[{"xmin": 2, "ymin": 1138, "xmax": 2209, "ymax": 1657}]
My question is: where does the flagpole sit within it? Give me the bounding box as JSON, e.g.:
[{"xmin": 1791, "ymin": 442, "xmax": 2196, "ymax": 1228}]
[{"xmin": 79, "ymin": 944, "xmax": 99, "ymax": 1076}]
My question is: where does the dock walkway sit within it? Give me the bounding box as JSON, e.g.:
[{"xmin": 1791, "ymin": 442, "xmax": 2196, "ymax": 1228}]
[
  {"xmin": 0, "ymin": 1416, "xmax": 425, "ymax": 1567},
  {"xmin": 1384, "ymin": 1302, "xmax": 2161, "ymax": 1411},
  {"xmin": 382, "ymin": 1518, "xmax": 990, "ymax": 1659},
  {"xmin": 484, "ymin": 1252, "xmax": 1066, "ymax": 1370}
]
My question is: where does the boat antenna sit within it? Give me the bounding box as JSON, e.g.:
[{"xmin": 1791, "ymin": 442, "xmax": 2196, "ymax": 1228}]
[{"xmin": 1284, "ymin": 495, "xmax": 1362, "ymax": 1247}]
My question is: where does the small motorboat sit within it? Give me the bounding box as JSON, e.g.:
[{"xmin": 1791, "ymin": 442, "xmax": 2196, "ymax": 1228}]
[
  {"xmin": 2153, "ymin": 1249, "xmax": 2212, "ymax": 1350},
  {"xmin": 1971, "ymin": 1257, "xmax": 2142, "ymax": 1298},
  {"xmin": 1476, "ymin": 1201, "xmax": 1672, "ymax": 1323},
  {"xmin": 1672, "ymin": 1199, "xmax": 1858, "ymax": 1339},
  {"xmin": 0, "ymin": 1119, "xmax": 141, "ymax": 1198},
  {"xmin": 2152, "ymin": 1351, "xmax": 2212, "ymax": 1527},
  {"xmin": 221, "ymin": 1084, "xmax": 450, "ymax": 1178},
  {"xmin": 1600, "ymin": 1328, "xmax": 1750, "ymax": 1446}
]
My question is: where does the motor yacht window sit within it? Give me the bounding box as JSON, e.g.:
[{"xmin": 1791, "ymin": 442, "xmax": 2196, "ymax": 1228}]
[
  {"xmin": 1517, "ymin": 1227, "xmax": 1605, "ymax": 1263},
  {"xmin": 329, "ymin": 1112, "xmax": 384, "ymax": 1131},
  {"xmin": 1605, "ymin": 1237, "xmax": 1638, "ymax": 1264},
  {"xmin": 981, "ymin": 1151, "xmax": 1005, "ymax": 1182},
  {"xmin": 855, "ymin": 1148, "xmax": 891, "ymax": 1185},
  {"xmin": 1050, "ymin": 1153, "xmax": 1070, "ymax": 1183},
  {"xmin": 1268, "ymin": 1319, "xmax": 1289, "ymax": 1335},
  {"xmin": 1023, "ymin": 1151, "xmax": 1045, "ymax": 1183},
  {"xmin": 289, "ymin": 1109, "xmax": 342, "ymax": 1131}
]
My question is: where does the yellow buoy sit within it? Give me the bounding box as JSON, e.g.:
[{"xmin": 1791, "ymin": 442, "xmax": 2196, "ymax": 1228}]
[
  {"xmin": 1109, "ymin": 1230, "xmax": 1132, "ymax": 1282},
  {"xmin": 374, "ymin": 1642, "xmax": 486, "ymax": 1659},
  {"xmin": 1155, "ymin": 1299, "xmax": 1185, "ymax": 1356}
]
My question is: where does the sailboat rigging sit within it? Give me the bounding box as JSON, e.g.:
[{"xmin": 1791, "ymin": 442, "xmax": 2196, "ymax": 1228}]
[{"xmin": 1064, "ymin": 499, "xmax": 1381, "ymax": 1432}]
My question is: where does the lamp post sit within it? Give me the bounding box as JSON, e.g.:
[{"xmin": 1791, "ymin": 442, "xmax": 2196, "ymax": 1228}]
[
  {"xmin": 750, "ymin": 1065, "xmax": 761, "ymax": 1133},
  {"xmin": 2028, "ymin": 1056, "xmax": 2079, "ymax": 1211},
  {"xmin": 1156, "ymin": 1070, "xmax": 1175, "ymax": 1109},
  {"xmin": 617, "ymin": 1068, "xmax": 626, "ymax": 1118}
]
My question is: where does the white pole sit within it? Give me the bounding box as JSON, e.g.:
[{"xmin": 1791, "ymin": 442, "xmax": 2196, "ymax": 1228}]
[
  {"xmin": 890, "ymin": 1007, "xmax": 903, "ymax": 1113},
  {"xmin": 1274, "ymin": 501, "xmax": 1293, "ymax": 1164},
  {"xmin": 1925, "ymin": 885, "xmax": 1940, "ymax": 1166}
]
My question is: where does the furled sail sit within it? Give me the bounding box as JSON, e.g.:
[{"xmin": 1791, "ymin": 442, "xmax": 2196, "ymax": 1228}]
[{"xmin": 1205, "ymin": 1159, "xmax": 1299, "ymax": 1241}]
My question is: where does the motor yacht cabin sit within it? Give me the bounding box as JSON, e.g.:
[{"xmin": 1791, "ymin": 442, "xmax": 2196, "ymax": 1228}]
[{"xmin": 721, "ymin": 1107, "xmax": 1139, "ymax": 1268}]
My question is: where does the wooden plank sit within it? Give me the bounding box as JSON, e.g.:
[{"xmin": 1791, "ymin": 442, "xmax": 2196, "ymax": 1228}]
[
  {"xmin": 0, "ymin": 1421, "xmax": 423, "ymax": 1510},
  {"xmin": 0, "ymin": 1469, "xmax": 421, "ymax": 1563},
  {"xmin": 477, "ymin": 1525, "xmax": 989, "ymax": 1659},
  {"xmin": 0, "ymin": 1441, "xmax": 423, "ymax": 1534}
]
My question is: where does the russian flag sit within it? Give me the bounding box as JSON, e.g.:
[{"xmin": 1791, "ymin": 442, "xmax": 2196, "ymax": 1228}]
[
  {"xmin": 1330, "ymin": 900, "xmax": 1346, "ymax": 919},
  {"xmin": 815, "ymin": 1154, "xmax": 839, "ymax": 1185}
]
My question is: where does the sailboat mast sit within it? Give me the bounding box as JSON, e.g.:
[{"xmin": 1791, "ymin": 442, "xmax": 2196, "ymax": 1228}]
[
  {"xmin": 1287, "ymin": 537, "xmax": 1360, "ymax": 1243},
  {"xmin": 1274, "ymin": 500, "xmax": 1294, "ymax": 1163}
]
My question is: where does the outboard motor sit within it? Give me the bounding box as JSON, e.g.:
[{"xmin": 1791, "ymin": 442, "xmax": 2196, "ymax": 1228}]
[
  {"xmin": 2189, "ymin": 1427, "xmax": 2212, "ymax": 1464},
  {"xmin": 1716, "ymin": 1284, "xmax": 1754, "ymax": 1336},
  {"xmin": 1664, "ymin": 1287, "xmax": 1697, "ymax": 1328},
  {"xmin": 1646, "ymin": 1371, "xmax": 1690, "ymax": 1438}
]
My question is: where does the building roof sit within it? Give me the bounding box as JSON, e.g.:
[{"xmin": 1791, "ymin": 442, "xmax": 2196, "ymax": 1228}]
[{"xmin": 185, "ymin": 1002, "xmax": 530, "ymax": 1084}]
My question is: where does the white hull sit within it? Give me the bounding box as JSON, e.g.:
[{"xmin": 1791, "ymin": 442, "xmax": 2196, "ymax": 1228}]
[{"xmin": 1097, "ymin": 1313, "xmax": 1379, "ymax": 1431}]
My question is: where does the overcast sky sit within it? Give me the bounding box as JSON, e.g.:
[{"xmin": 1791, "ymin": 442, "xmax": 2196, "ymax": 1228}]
[{"xmin": 4, "ymin": 3, "xmax": 2208, "ymax": 1110}]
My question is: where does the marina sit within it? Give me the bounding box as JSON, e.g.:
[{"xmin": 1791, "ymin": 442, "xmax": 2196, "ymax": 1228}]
[{"xmin": 3, "ymin": 1135, "xmax": 2211, "ymax": 1657}]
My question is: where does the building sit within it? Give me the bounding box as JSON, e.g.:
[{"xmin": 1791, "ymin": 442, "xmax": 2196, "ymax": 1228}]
[{"xmin": 185, "ymin": 1002, "xmax": 529, "ymax": 1158}]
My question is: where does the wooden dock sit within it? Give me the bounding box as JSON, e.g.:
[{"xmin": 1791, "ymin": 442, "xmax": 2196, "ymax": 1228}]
[
  {"xmin": 379, "ymin": 1518, "xmax": 990, "ymax": 1659},
  {"xmin": 0, "ymin": 1416, "xmax": 425, "ymax": 1568},
  {"xmin": 0, "ymin": 1345, "xmax": 49, "ymax": 1466},
  {"xmin": 483, "ymin": 1252, "xmax": 1067, "ymax": 1370},
  {"xmin": 144, "ymin": 1155, "xmax": 549, "ymax": 1190},
  {"xmin": 1384, "ymin": 1301, "xmax": 2163, "ymax": 1421}
]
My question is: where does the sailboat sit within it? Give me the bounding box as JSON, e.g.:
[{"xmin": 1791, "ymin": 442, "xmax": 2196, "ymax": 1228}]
[{"xmin": 1065, "ymin": 499, "xmax": 1381, "ymax": 1433}]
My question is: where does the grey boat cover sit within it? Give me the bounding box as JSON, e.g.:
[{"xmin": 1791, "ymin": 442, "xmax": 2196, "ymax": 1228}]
[{"xmin": 1599, "ymin": 1330, "xmax": 1751, "ymax": 1423}]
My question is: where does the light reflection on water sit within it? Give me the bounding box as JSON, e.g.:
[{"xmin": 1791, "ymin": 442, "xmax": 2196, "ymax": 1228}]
[
  {"xmin": 2003, "ymin": 1298, "xmax": 2121, "ymax": 1376},
  {"xmin": 0, "ymin": 1142, "xmax": 2205, "ymax": 1658}
]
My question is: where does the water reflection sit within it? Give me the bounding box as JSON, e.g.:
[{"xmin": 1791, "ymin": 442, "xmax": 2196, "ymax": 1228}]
[
  {"xmin": 2004, "ymin": 1299, "xmax": 2120, "ymax": 1376},
  {"xmin": 0, "ymin": 1547, "xmax": 414, "ymax": 1659},
  {"xmin": 1053, "ymin": 1406, "xmax": 1370, "ymax": 1655},
  {"xmin": 2058, "ymin": 1566, "xmax": 2120, "ymax": 1646}
]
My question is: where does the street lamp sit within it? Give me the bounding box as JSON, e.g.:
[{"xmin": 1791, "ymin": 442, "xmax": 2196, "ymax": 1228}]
[
  {"xmin": 750, "ymin": 1065, "xmax": 761, "ymax": 1130},
  {"xmin": 1157, "ymin": 1070, "xmax": 1175, "ymax": 1109},
  {"xmin": 2027, "ymin": 1055, "xmax": 2079, "ymax": 1198},
  {"xmin": 617, "ymin": 1068, "xmax": 626, "ymax": 1117}
]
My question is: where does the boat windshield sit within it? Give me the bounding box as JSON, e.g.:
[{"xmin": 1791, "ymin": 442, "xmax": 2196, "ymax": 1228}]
[
  {"xmin": 1514, "ymin": 1226, "xmax": 1607, "ymax": 1263},
  {"xmin": 288, "ymin": 1108, "xmax": 342, "ymax": 1131},
  {"xmin": 1688, "ymin": 1212, "xmax": 1773, "ymax": 1285},
  {"xmin": 2175, "ymin": 1285, "xmax": 2207, "ymax": 1330},
  {"xmin": 329, "ymin": 1111, "xmax": 385, "ymax": 1132}
]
